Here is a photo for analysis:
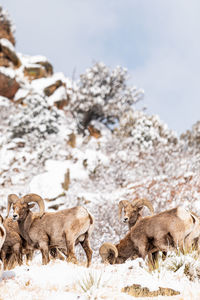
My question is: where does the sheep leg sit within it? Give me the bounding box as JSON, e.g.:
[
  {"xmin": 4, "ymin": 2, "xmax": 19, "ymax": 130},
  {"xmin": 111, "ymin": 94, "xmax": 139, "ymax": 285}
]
[
  {"xmin": 65, "ymin": 234, "xmax": 78, "ymax": 264},
  {"xmin": 50, "ymin": 248, "xmax": 65, "ymax": 261},
  {"xmin": 148, "ymin": 249, "xmax": 159, "ymax": 265},
  {"xmin": 66, "ymin": 243, "xmax": 78, "ymax": 264},
  {"xmin": 137, "ymin": 244, "xmax": 147, "ymax": 260},
  {"xmin": 59, "ymin": 248, "xmax": 68, "ymax": 257},
  {"xmin": 80, "ymin": 234, "xmax": 92, "ymax": 267},
  {"xmin": 39, "ymin": 241, "xmax": 50, "ymax": 265},
  {"xmin": 7, "ymin": 253, "xmax": 17, "ymax": 270},
  {"xmin": 0, "ymin": 249, "xmax": 6, "ymax": 269},
  {"xmin": 13, "ymin": 243, "xmax": 23, "ymax": 266},
  {"xmin": 25, "ymin": 249, "xmax": 34, "ymax": 264}
]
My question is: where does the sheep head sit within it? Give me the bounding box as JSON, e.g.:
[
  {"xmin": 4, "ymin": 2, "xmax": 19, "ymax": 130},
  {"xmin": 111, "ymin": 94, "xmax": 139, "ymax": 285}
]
[
  {"xmin": 118, "ymin": 198, "xmax": 154, "ymax": 226},
  {"xmin": 118, "ymin": 200, "xmax": 132, "ymax": 223},
  {"xmin": 7, "ymin": 193, "xmax": 45, "ymax": 221},
  {"xmin": 99, "ymin": 242, "xmax": 118, "ymax": 264}
]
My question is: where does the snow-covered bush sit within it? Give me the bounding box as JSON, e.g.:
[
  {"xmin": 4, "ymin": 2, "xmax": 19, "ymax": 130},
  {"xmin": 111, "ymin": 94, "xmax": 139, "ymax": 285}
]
[
  {"xmin": 68, "ymin": 62, "xmax": 144, "ymax": 132},
  {"xmin": 148, "ymin": 251, "xmax": 200, "ymax": 282},
  {"xmin": 9, "ymin": 93, "xmax": 60, "ymax": 141},
  {"xmin": 181, "ymin": 121, "xmax": 200, "ymax": 150},
  {"xmin": 116, "ymin": 110, "xmax": 178, "ymax": 149}
]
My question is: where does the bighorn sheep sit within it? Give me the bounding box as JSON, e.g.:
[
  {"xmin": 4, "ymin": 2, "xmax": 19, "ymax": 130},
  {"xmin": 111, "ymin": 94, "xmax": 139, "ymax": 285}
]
[
  {"xmin": 184, "ymin": 211, "xmax": 200, "ymax": 252},
  {"xmin": 0, "ymin": 215, "xmax": 6, "ymax": 276},
  {"xmin": 118, "ymin": 198, "xmax": 154, "ymax": 229},
  {"xmin": 0, "ymin": 216, "xmax": 6, "ymax": 250},
  {"xmin": 100, "ymin": 206, "xmax": 197, "ymax": 264},
  {"xmin": 7, "ymin": 193, "xmax": 94, "ymax": 267},
  {"xmin": 0, "ymin": 214, "xmax": 34, "ymax": 270}
]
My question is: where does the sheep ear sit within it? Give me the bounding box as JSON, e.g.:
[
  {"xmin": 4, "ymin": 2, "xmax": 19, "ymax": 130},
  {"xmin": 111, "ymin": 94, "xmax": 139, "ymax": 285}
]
[
  {"xmin": 134, "ymin": 205, "xmax": 143, "ymax": 212},
  {"xmin": 28, "ymin": 203, "xmax": 35, "ymax": 209}
]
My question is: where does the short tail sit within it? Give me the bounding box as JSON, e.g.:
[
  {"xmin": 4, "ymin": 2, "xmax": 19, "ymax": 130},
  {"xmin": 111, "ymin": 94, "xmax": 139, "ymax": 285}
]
[{"xmin": 88, "ymin": 213, "xmax": 95, "ymax": 237}]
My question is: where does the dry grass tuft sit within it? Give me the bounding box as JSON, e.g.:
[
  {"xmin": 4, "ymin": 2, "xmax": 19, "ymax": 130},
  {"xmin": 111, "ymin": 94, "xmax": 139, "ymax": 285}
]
[{"xmin": 122, "ymin": 283, "xmax": 180, "ymax": 297}]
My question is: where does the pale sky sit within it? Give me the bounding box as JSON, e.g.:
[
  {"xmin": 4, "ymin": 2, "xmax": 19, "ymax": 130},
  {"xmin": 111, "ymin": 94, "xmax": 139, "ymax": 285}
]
[{"xmin": 2, "ymin": 0, "xmax": 200, "ymax": 135}]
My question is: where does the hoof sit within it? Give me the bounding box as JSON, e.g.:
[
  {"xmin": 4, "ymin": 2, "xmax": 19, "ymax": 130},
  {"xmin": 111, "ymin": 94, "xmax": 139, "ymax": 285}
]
[{"xmin": 67, "ymin": 256, "xmax": 78, "ymax": 264}]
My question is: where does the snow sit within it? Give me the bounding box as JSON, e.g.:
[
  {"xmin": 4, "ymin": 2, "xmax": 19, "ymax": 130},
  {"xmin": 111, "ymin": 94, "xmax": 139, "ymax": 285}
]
[
  {"xmin": 1, "ymin": 14, "xmax": 200, "ymax": 299},
  {"xmin": 0, "ymin": 66, "xmax": 16, "ymax": 79},
  {"xmin": 0, "ymin": 38, "xmax": 15, "ymax": 52},
  {"xmin": 0, "ymin": 96, "xmax": 10, "ymax": 106},
  {"xmin": 14, "ymin": 88, "xmax": 29, "ymax": 101},
  {"xmin": 47, "ymin": 86, "xmax": 67, "ymax": 106},
  {"xmin": 30, "ymin": 72, "xmax": 66, "ymax": 91},
  {"xmin": 18, "ymin": 54, "xmax": 49, "ymax": 66},
  {"xmin": 1, "ymin": 254, "xmax": 200, "ymax": 299},
  {"xmin": 29, "ymin": 160, "xmax": 88, "ymax": 199}
]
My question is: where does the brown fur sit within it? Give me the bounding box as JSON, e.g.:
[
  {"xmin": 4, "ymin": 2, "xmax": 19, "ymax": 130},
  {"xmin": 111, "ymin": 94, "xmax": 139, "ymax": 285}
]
[
  {"xmin": 101, "ymin": 206, "xmax": 196, "ymax": 264},
  {"xmin": 184, "ymin": 211, "xmax": 200, "ymax": 252},
  {"xmin": 0, "ymin": 216, "xmax": 6, "ymax": 271},
  {"xmin": 8, "ymin": 194, "xmax": 94, "ymax": 267},
  {"xmin": 0, "ymin": 216, "xmax": 34, "ymax": 270}
]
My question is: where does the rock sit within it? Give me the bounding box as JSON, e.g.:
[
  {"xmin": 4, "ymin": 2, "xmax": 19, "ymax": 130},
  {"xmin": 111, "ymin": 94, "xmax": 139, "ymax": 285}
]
[
  {"xmin": 44, "ymin": 80, "xmax": 63, "ymax": 96},
  {"xmin": 54, "ymin": 99, "xmax": 68, "ymax": 109},
  {"xmin": 0, "ymin": 72, "xmax": 20, "ymax": 99},
  {"xmin": 88, "ymin": 124, "xmax": 101, "ymax": 138},
  {"xmin": 24, "ymin": 66, "xmax": 47, "ymax": 80},
  {"xmin": 0, "ymin": 28, "xmax": 15, "ymax": 46},
  {"xmin": 0, "ymin": 52, "xmax": 10, "ymax": 67},
  {"xmin": 0, "ymin": 39, "xmax": 21, "ymax": 67},
  {"xmin": 48, "ymin": 203, "xmax": 64, "ymax": 210},
  {"xmin": 62, "ymin": 169, "xmax": 70, "ymax": 191},
  {"xmin": 67, "ymin": 133, "xmax": 76, "ymax": 148},
  {"xmin": 36, "ymin": 61, "xmax": 53, "ymax": 75},
  {"xmin": 0, "ymin": 9, "xmax": 15, "ymax": 45},
  {"xmin": 122, "ymin": 284, "xmax": 180, "ymax": 297},
  {"xmin": 44, "ymin": 80, "xmax": 68, "ymax": 109}
]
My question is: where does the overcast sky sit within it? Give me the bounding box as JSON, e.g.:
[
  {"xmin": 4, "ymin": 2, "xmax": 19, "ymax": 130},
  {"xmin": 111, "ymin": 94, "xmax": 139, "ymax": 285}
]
[{"xmin": 2, "ymin": 0, "xmax": 200, "ymax": 135}]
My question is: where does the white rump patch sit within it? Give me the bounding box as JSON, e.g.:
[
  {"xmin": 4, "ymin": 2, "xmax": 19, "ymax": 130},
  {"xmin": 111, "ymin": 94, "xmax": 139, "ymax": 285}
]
[{"xmin": 176, "ymin": 206, "xmax": 189, "ymax": 221}]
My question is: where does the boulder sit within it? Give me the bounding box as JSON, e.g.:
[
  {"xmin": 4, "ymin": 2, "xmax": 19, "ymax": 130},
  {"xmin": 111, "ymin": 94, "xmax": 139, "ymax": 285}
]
[
  {"xmin": 54, "ymin": 99, "xmax": 68, "ymax": 109},
  {"xmin": 0, "ymin": 72, "xmax": 19, "ymax": 99},
  {"xmin": 0, "ymin": 27, "xmax": 15, "ymax": 45},
  {"xmin": 0, "ymin": 7, "xmax": 15, "ymax": 46},
  {"xmin": 36, "ymin": 60, "xmax": 53, "ymax": 76},
  {"xmin": 0, "ymin": 52, "xmax": 10, "ymax": 67},
  {"xmin": 24, "ymin": 66, "xmax": 47, "ymax": 81},
  {"xmin": 44, "ymin": 80, "xmax": 63, "ymax": 96},
  {"xmin": 0, "ymin": 39, "xmax": 21, "ymax": 67}
]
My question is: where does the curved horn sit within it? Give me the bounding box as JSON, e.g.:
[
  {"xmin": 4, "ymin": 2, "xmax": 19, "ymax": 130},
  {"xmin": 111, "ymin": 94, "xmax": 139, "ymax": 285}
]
[
  {"xmin": 21, "ymin": 194, "xmax": 45, "ymax": 217},
  {"xmin": 118, "ymin": 200, "xmax": 131, "ymax": 220},
  {"xmin": 99, "ymin": 242, "xmax": 118, "ymax": 264},
  {"xmin": 0, "ymin": 214, "xmax": 3, "ymax": 224},
  {"xmin": 7, "ymin": 194, "xmax": 19, "ymax": 218},
  {"xmin": 132, "ymin": 198, "xmax": 154, "ymax": 214}
]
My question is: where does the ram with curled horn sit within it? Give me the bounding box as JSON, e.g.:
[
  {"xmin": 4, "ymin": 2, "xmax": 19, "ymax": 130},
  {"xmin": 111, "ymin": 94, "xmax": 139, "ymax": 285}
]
[
  {"xmin": 118, "ymin": 198, "xmax": 154, "ymax": 229},
  {"xmin": 7, "ymin": 193, "xmax": 94, "ymax": 267},
  {"xmin": 0, "ymin": 216, "xmax": 6, "ymax": 276},
  {"xmin": 100, "ymin": 206, "xmax": 199, "ymax": 265}
]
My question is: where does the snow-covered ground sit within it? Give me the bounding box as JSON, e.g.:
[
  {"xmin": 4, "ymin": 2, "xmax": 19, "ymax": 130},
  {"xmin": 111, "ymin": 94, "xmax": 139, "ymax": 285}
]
[{"xmin": 2, "ymin": 252, "xmax": 200, "ymax": 300}]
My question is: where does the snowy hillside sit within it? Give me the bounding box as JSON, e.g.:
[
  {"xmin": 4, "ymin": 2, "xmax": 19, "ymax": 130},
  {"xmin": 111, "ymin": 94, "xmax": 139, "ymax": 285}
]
[{"xmin": 1, "ymin": 6, "xmax": 200, "ymax": 300}]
